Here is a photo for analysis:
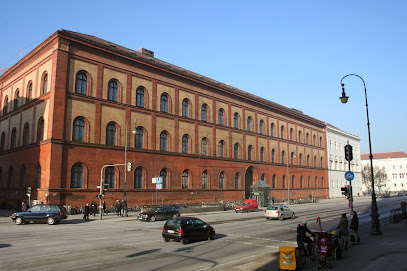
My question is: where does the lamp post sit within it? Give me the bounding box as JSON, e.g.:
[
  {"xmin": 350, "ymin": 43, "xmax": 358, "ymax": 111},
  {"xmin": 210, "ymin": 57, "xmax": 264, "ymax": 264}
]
[
  {"xmin": 339, "ymin": 74, "xmax": 381, "ymax": 236},
  {"xmin": 287, "ymin": 152, "xmax": 296, "ymax": 205},
  {"xmin": 124, "ymin": 117, "xmax": 137, "ymax": 217}
]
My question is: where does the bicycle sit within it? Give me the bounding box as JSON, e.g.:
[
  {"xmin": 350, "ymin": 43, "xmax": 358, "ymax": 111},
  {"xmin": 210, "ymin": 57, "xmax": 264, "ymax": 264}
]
[{"xmin": 296, "ymin": 235, "xmax": 316, "ymax": 267}]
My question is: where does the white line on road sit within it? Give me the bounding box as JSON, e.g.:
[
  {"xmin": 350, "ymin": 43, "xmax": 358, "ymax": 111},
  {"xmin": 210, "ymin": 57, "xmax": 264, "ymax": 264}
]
[
  {"xmin": 0, "ymin": 251, "xmax": 71, "ymax": 263},
  {"xmin": 35, "ymin": 241, "xmax": 66, "ymax": 246}
]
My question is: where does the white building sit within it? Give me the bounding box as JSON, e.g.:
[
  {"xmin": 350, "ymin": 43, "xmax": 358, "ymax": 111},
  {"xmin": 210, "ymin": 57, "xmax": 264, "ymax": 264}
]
[
  {"xmin": 326, "ymin": 124, "xmax": 362, "ymax": 198},
  {"xmin": 361, "ymin": 152, "xmax": 407, "ymax": 194}
]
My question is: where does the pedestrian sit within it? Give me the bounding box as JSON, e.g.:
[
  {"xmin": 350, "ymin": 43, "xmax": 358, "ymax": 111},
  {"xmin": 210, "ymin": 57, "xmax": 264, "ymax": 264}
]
[
  {"xmin": 336, "ymin": 213, "xmax": 349, "ymax": 250},
  {"xmin": 350, "ymin": 211, "xmax": 360, "ymax": 245},
  {"xmin": 401, "ymin": 200, "xmax": 406, "ymax": 223},
  {"xmin": 93, "ymin": 201, "xmax": 98, "ymax": 216},
  {"xmin": 103, "ymin": 201, "xmax": 107, "ymax": 215},
  {"xmin": 84, "ymin": 203, "xmax": 90, "ymax": 221},
  {"xmin": 21, "ymin": 201, "xmax": 28, "ymax": 212},
  {"xmin": 115, "ymin": 199, "xmax": 121, "ymax": 216}
]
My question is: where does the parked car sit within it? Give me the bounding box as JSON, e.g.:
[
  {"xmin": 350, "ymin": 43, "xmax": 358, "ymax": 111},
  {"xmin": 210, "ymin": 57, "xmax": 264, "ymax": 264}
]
[
  {"xmin": 138, "ymin": 206, "xmax": 180, "ymax": 222},
  {"xmin": 11, "ymin": 204, "xmax": 68, "ymax": 225},
  {"xmin": 162, "ymin": 217, "xmax": 215, "ymax": 244},
  {"xmin": 264, "ymin": 205, "xmax": 295, "ymax": 220},
  {"xmin": 235, "ymin": 199, "xmax": 258, "ymax": 213}
]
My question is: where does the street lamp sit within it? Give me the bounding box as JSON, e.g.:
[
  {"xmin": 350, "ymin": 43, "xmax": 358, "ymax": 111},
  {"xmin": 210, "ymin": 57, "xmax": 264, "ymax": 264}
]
[
  {"xmin": 340, "ymin": 74, "xmax": 381, "ymax": 236},
  {"xmin": 124, "ymin": 117, "xmax": 137, "ymax": 217},
  {"xmin": 287, "ymin": 152, "xmax": 296, "ymax": 205}
]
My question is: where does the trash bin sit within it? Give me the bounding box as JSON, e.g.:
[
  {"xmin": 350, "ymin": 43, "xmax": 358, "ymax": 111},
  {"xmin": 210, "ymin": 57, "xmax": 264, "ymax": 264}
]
[{"xmin": 279, "ymin": 246, "xmax": 296, "ymax": 270}]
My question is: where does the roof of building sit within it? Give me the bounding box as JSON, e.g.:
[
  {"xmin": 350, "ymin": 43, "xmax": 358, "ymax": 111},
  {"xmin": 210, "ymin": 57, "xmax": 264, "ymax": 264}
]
[{"xmin": 361, "ymin": 152, "xmax": 407, "ymax": 160}]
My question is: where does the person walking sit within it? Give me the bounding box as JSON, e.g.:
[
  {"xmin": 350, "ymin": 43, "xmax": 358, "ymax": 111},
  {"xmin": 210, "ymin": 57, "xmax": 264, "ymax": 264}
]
[
  {"xmin": 336, "ymin": 213, "xmax": 349, "ymax": 250},
  {"xmin": 115, "ymin": 199, "xmax": 121, "ymax": 217},
  {"xmin": 84, "ymin": 203, "xmax": 90, "ymax": 221},
  {"xmin": 103, "ymin": 201, "xmax": 107, "ymax": 215},
  {"xmin": 350, "ymin": 211, "xmax": 360, "ymax": 245}
]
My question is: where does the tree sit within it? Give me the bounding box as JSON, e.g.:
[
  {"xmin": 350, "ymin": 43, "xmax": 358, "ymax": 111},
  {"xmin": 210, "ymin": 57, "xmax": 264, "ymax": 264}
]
[{"xmin": 361, "ymin": 164, "xmax": 388, "ymax": 194}]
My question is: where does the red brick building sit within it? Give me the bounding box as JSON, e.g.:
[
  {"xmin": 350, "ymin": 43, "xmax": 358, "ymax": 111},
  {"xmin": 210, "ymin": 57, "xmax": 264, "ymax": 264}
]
[{"xmin": 0, "ymin": 30, "xmax": 328, "ymax": 207}]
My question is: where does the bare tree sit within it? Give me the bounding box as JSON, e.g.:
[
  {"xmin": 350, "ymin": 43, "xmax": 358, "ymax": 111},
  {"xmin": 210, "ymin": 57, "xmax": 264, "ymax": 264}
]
[{"xmin": 361, "ymin": 165, "xmax": 388, "ymax": 194}]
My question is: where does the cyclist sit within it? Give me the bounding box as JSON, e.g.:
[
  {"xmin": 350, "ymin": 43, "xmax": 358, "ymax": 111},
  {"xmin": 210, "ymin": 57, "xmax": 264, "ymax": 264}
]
[{"xmin": 297, "ymin": 220, "xmax": 315, "ymax": 255}]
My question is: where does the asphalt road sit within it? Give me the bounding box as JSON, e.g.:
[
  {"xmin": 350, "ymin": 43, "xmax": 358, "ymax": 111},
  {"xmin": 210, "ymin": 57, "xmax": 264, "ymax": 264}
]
[{"xmin": 0, "ymin": 196, "xmax": 402, "ymax": 271}]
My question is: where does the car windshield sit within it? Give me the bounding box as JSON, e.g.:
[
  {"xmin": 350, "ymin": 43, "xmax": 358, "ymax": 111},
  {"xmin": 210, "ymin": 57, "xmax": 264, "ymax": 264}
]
[
  {"xmin": 166, "ymin": 219, "xmax": 181, "ymax": 227},
  {"xmin": 267, "ymin": 206, "xmax": 279, "ymax": 210}
]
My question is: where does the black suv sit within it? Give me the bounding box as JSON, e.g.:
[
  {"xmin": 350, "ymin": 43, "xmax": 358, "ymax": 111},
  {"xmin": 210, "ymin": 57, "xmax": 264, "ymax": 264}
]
[
  {"xmin": 162, "ymin": 217, "xmax": 215, "ymax": 244},
  {"xmin": 11, "ymin": 204, "xmax": 68, "ymax": 225},
  {"xmin": 138, "ymin": 206, "xmax": 180, "ymax": 222}
]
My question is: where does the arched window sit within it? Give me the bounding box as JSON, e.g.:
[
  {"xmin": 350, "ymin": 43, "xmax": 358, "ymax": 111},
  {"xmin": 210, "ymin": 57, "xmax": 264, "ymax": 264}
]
[
  {"xmin": 319, "ymin": 137, "xmax": 323, "ymax": 147},
  {"xmin": 14, "ymin": 89, "xmax": 19, "ymax": 109},
  {"xmin": 76, "ymin": 72, "xmax": 87, "ymax": 95},
  {"xmin": 23, "ymin": 123, "xmax": 29, "ymax": 146},
  {"xmin": 42, "ymin": 73, "xmax": 48, "ymax": 95},
  {"xmin": 313, "ymin": 135, "xmax": 316, "ymax": 146},
  {"xmin": 291, "ymin": 152, "xmax": 295, "ymax": 165},
  {"xmin": 71, "ymin": 163, "xmax": 83, "ymax": 188},
  {"xmin": 321, "ymin": 177, "xmax": 324, "ymax": 188},
  {"xmin": 36, "ymin": 164, "xmax": 41, "ymax": 188},
  {"xmin": 0, "ymin": 132, "xmax": 5, "ymax": 151},
  {"xmin": 3, "ymin": 96, "xmax": 8, "ymax": 115},
  {"xmin": 307, "ymin": 155, "xmax": 310, "ymax": 166},
  {"xmin": 291, "ymin": 175, "xmax": 295, "ymax": 189},
  {"xmin": 234, "ymin": 113, "xmax": 239, "ymax": 128},
  {"xmin": 201, "ymin": 104, "xmax": 207, "ymax": 121},
  {"xmin": 135, "ymin": 127, "xmax": 143, "ymax": 149},
  {"xmin": 271, "ymin": 123, "xmax": 275, "ymax": 137},
  {"xmin": 308, "ymin": 176, "xmax": 311, "ymax": 188},
  {"xmin": 272, "ymin": 174, "xmax": 276, "ymax": 188},
  {"xmin": 202, "ymin": 170, "xmax": 208, "ymax": 189},
  {"xmin": 260, "ymin": 147, "xmax": 265, "ymax": 162},
  {"xmin": 161, "ymin": 94, "xmax": 168, "ymax": 113},
  {"xmin": 134, "ymin": 167, "xmax": 143, "ymax": 188},
  {"xmin": 106, "ymin": 122, "xmax": 116, "ymax": 145},
  {"xmin": 247, "ymin": 117, "xmax": 252, "ymax": 131},
  {"xmin": 290, "ymin": 128, "xmax": 293, "ymax": 141},
  {"xmin": 306, "ymin": 133, "xmax": 309, "ymax": 144},
  {"xmin": 218, "ymin": 140, "xmax": 225, "ymax": 157},
  {"xmin": 160, "ymin": 131, "xmax": 167, "ymax": 151},
  {"xmin": 105, "ymin": 167, "xmax": 115, "ymax": 189},
  {"xmin": 108, "ymin": 80, "xmax": 118, "ymax": 101},
  {"xmin": 299, "ymin": 154, "xmax": 303, "ymax": 166},
  {"xmin": 300, "ymin": 176, "xmax": 303, "ymax": 188},
  {"xmin": 182, "ymin": 135, "xmax": 189, "ymax": 153},
  {"xmin": 234, "ymin": 143, "xmax": 239, "ymax": 159},
  {"xmin": 261, "ymin": 173, "xmax": 265, "ymax": 181},
  {"xmin": 73, "ymin": 118, "xmax": 85, "ymax": 141},
  {"xmin": 218, "ymin": 109, "xmax": 224, "ymax": 125},
  {"xmin": 321, "ymin": 157, "xmax": 324, "ymax": 168},
  {"xmin": 202, "ymin": 138, "xmax": 208, "ymax": 155},
  {"xmin": 282, "ymin": 175, "xmax": 286, "ymax": 188},
  {"xmin": 219, "ymin": 172, "xmax": 225, "ymax": 189},
  {"xmin": 248, "ymin": 145, "xmax": 253, "ymax": 161},
  {"xmin": 315, "ymin": 176, "xmax": 318, "ymax": 188},
  {"xmin": 27, "ymin": 82, "xmax": 33, "ymax": 101},
  {"xmin": 298, "ymin": 131, "xmax": 302, "ymax": 143},
  {"xmin": 160, "ymin": 169, "xmax": 167, "ymax": 189},
  {"xmin": 235, "ymin": 173, "xmax": 240, "ymax": 189},
  {"xmin": 10, "ymin": 128, "xmax": 17, "ymax": 149},
  {"xmin": 20, "ymin": 165, "xmax": 26, "ymax": 187},
  {"xmin": 182, "ymin": 99, "xmax": 189, "ymax": 117},
  {"xmin": 271, "ymin": 149, "xmax": 275, "ymax": 163},
  {"xmin": 182, "ymin": 170, "xmax": 189, "ymax": 189},
  {"xmin": 281, "ymin": 126, "xmax": 285, "ymax": 139},
  {"xmin": 314, "ymin": 156, "xmax": 317, "ymax": 167},
  {"xmin": 136, "ymin": 87, "xmax": 144, "ymax": 107},
  {"xmin": 260, "ymin": 120, "xmax": 264, "ymax": 134},
  {"xmin": 282, "ymin": 151, "xmax": 285, "ymax": 164},
  {"xmin": 38, "ymin": 118, "xmax": 44, "ymax": 142},
  {"xmin": 8, "ymin": 167, "xmax": 14, "ymax": 188}
]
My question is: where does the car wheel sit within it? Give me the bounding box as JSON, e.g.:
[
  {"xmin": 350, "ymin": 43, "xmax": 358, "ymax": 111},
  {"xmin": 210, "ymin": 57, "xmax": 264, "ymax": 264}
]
[
  {"xmin": 164, "ymin": 237, "xmax": 170, "ymax": 242},
  {"xmin": 47, "ymin": 217, "xmax": 56, "ymax": 225},
  {"xmin": 291, "ymin": 213, "xmax": 295, "ymax": 219},
  {"xmin": 182, "ymin": 235, "xmax": 190, "ymax": 245},
  {"xmin": 266, "ymin": 217, "xmax": 270, "ymax": 220},
  {"xmin": 15, "ymin": 217, "xmax": 24, "ymax": 225},
  {"xmin": 172, "ymin": 214, "xmax": 179, "ymax": 219},
  {"xmin": 150, "ymin": 216, "xmax": 156, "ymax": 222},
  {"xmin": 209, "ymin": 232, "xmax": 215, "ymax": 240},
  {"xmin": 279, "ymin": 215, "xmax": 284, "ymax": 221}
]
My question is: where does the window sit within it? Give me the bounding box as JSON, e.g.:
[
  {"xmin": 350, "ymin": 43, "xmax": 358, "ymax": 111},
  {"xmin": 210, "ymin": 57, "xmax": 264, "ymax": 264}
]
[
  {"xmin": 218, "ymin": 109, "xmax": 224, "ymax": 125},
  {"xmin": 202, "ymin": 170, "xmax": 208, "ymax": 189},
  {"xmin": 308, "ymin": 176, "xmax": 311, "ymax": 188},
  {"xmin": 135, "ymin": 127, "xmax": 143, "ymax": 149},
  {"xmin": 291, "ymin": 175, "xmax": 295, "ymax": 188},
  {"xmin": 10, "ymin": 128, "xmax": 17, "ymax": 150},
  {"xmin": 0, "ymin": 132, "xmax": 5, "ymax": 151},
  {"xmin": 306, "ymin": 133, "xmax": 309, "ymax": 144},
  {"xmin": 235, "ymin": 173, "xmax": 239, "ymax": 189},
  {"xmin": 201, "ymin": 104, "xmax": 207, "ymax": 121},
  {"xmin": 135, "ymin": 167, "xmax": 143, "ymax": 188},
  {"xmin": 106, "ymin": 122, "xmax": 116, "ymax": 145},
  {"xmin": 136, "ymin": 87, "xmax": 144, "ymax": 107},
  {"xmin": 23, "ymin": 123, "xmax": 29, "ymax": 146},
  {"xmin": 271, "ymin": 123, "xmax": 274, "ymax": 137},
  {"xmin": 300, "ymin": 176, "xmax": 303, "ymax": 188},
  {"xmin": 291, "ymin": 152, "xmax": 295, "ymax": 165},
  {"xmin": 182, "ymin": 99, "xmax": 189, "ymax": 117},
  {"xmin": 161, "ymin": 94, "xmax": 168, "ymax": 113},
  {"xmin": 3, "ymin": 96, "xmax": 8, "ymax": 115},
  {"xmin": 71, "ymin": 163, "xmax": 83, "ymax": 188},
  {"xmin": 219, "ymin": 140, "xmax": 225, "ymax": 157},
  {"xmin": 42, "ymin": 73, "xmax": 48, "ymax": 94},
  {"xmin": 314, "ymin": 156, "xmax": 317, "ymax": 167},
  {"xmin": 8, "ymin": 167, "xmax": 14, "ymax": 188},
  {"xmin": 76, "ymin": 72, "xmax": 87, "ymax": 95},
  {"xmin": 14, "ymin": 89, "xmax": 19, "ymax": 109},
  {"xmin": 182, "ymin": 170, "xmax": 189, "ymax": 189},
  {"xmin": 36, "ymin": 164, "xmax": 41, "ymax": 188},
  {"xmin": 313, "ymin": 135, "xmax": 316, "ymax": 146},
  {"xmin": 321, "ymin": 157, "xmax": 324, "ymax": 168},
  {"xmin": 281, "ymin": 126, "xmax": 285, "ymax": 139},
  {"xmin": 248, "ymin": 145, "xmax": 253, "ymax": 161},
  {"xmin": 234, "ymin": 143, "xmax": 239, "ymax": 159},
  {"xmin": 20, "ymin": 165, "xmax": 26, "ymax": 187},
  {"xmin": 321, "ymin": 177, "xmax": 324, "ymax": 188},
  {"xmin": 290, "ymin": 128, "xmax": 293, "ymax": 141},
  {"xmin": 315, "ymin": 177, "xmax": 318, "ymax": 188},
  {"xmin": 247, "ymin": 117, "xmax": 252, "ymax": 131},
  {"xmin": 234, "ymin": 113, "xmax": 239, "ymax": 128},
  {"xmin": 272, "ymin": 174, "xmax": 276, "ymax": 188},
  {"xmin": 160, "ymin": 169, "xmax": 167, "ymax": 189},
  {"xmin": 260, "ymin": 120, "xmax": 264, "ymax": 134},
  {"xmin": 73, "ymin": 118, "xmax": 85, "ymax": 141},
  {"xmin": 38, "ymin": 118, "xmax": 44, "ymax": 142},
  {"xmin": 160, "ymin": 131, "xmax": 167, "ymax": 151},
  {"xmin": 298, "ymin": 131, "xmax": 302, "ymax": 143},
  {"xmin": 219, "ymin": 172, "xmax": 224, "ymax": 189},
  {"xmin": 108, "ymin": 80, "xmax": 118, "ymax": 101},
  {"xmin": 202, "ymin": 138, "xmax": 208, "ymax": 155},
  {"xmin": 182, "ymin": 135, "xmax": 189, "ymax": 153},
  {"xmin": 282, "ymin": 151, "xmax": 285, "ymax": 164},
  {"xmin": 299, "ymin": 154, "xmax": 303, "ymax": 166},
  {"xmin": 260, "ymin": 147, "xmax": 265, "ymax": 162},
  {"xmin": 282, "ymin": 175, "xmax": 286, "ymax": 188},
  {"xmin": 105, "ymin": 167, "xmax": 115, "ymax": 189},
  {"xmin": 319, "ymin": 137, "xmax": 322, "ymax": 147},
  {"xmin": 271, "ymin": 149, "xmax": 275, "ymax": 163},
  {"xmin": 307, "ymin": 155, "xmax": 310, "ymax": 167},
  {"xmin": 27, "ymin": 82, "xmax": 32, "ymax": 101}
]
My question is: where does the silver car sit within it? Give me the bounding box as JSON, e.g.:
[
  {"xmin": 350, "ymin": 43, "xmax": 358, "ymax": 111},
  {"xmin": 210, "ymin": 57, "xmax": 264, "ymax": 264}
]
[{"xmin": 264, "ymin": 205, "xmax": 295, "ymax": 220}]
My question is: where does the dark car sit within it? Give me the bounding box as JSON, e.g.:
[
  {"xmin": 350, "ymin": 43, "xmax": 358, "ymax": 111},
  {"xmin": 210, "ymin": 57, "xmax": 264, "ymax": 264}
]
[
  {"xmin": 137, "ymin": 206, "xmax": 180, "ymax": 222},
  {"xmin": 11, "ymin": 204, "xmax": 68, "ymax": 225},
  {"xmin": 162, "ymin": 217, "xmax": 215, "ymax": 244}
]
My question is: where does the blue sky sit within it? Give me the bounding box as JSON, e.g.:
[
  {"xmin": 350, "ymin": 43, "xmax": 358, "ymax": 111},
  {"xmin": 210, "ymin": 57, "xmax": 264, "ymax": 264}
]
[{"xmin": 1, "ymin": 0, "xmax": 406, "ymax": 155}]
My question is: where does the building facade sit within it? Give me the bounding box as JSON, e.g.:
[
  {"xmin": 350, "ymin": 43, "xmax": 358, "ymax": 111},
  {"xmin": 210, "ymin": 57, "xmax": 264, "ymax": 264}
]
[
  {"xmin": 0, "ymin": 30, "xmax": 329, "ymax": 207},
  {"xmin": 361, "ymin": 152, "xmax": 407, "ymax": 194},
  {"xmin": 325, "ymin": 124, "xmax": 362, "ymax": 198}
]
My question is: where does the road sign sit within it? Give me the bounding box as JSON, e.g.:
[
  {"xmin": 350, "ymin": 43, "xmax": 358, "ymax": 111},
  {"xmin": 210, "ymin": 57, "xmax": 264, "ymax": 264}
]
[
  {"xmin": 156, "ymin": 183, "xmax": 162, "ymax": 190},
  {"xmin": 348, "ymin": 201, "xmax": 352, "ymax": 208},
  {"xmin": 345, "ymin": 171, "xmax": 354, "ymax": 181},
  {"xmin": 97, "ymin": 186, "xmax": 101, "ymax": 188},
  {"xmin": 156, "ymin": 177, "xmax": 162, "ymax": 184},
  {"xmin": 152, "ymin": 177, "xmax": 157, "ymax": 184}
]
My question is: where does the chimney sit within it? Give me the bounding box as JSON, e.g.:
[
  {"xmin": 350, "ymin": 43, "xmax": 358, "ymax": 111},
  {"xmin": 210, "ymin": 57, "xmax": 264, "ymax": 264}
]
[{"xmin": 139, "ymin": 48, "xmax": 154, "ymax": 58}]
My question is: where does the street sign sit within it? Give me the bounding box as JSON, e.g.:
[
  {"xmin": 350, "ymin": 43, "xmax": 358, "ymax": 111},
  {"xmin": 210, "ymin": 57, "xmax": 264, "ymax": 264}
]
[
  {"xmin": 152, "ymin": 177, "xmax": 157, "ymax": 184},
  {"xmin": 96, "ymin": 186, "xmax": 101, "ymax": 188},
  {"xmin": 345, "ymin": 171, "xmax": 354, "ymax": 181},
  {"xmin": 156, "ymin": 183, "xmax": 162, "ymax": 190},
  {"xmin": 348, "ymin": 201, "xmax": 353, "ymax": 208},
  {"xmin": 156, "ymin": 177, "xmax": 162, "ymax": 184}
]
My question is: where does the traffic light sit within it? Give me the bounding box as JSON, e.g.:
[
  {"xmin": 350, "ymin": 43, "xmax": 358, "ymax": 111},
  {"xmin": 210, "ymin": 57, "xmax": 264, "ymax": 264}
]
[
  {"xmin": 344, "ymin": 144, "xmax": 353, "ymax": 162},
  {"xmin": 341, "ymin": 186, "xmax": 348, "ymax": 197},
  {"xmin": 101, "ymin": 189, "xmax": 106, "ymax": 196},
  {"xmin": 127, "ymin": 162, "xmax": 132, "ymax": 172},
  {"xmin": 96, "ymin": 194, "xmax": 101, "ymax": 198}
]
